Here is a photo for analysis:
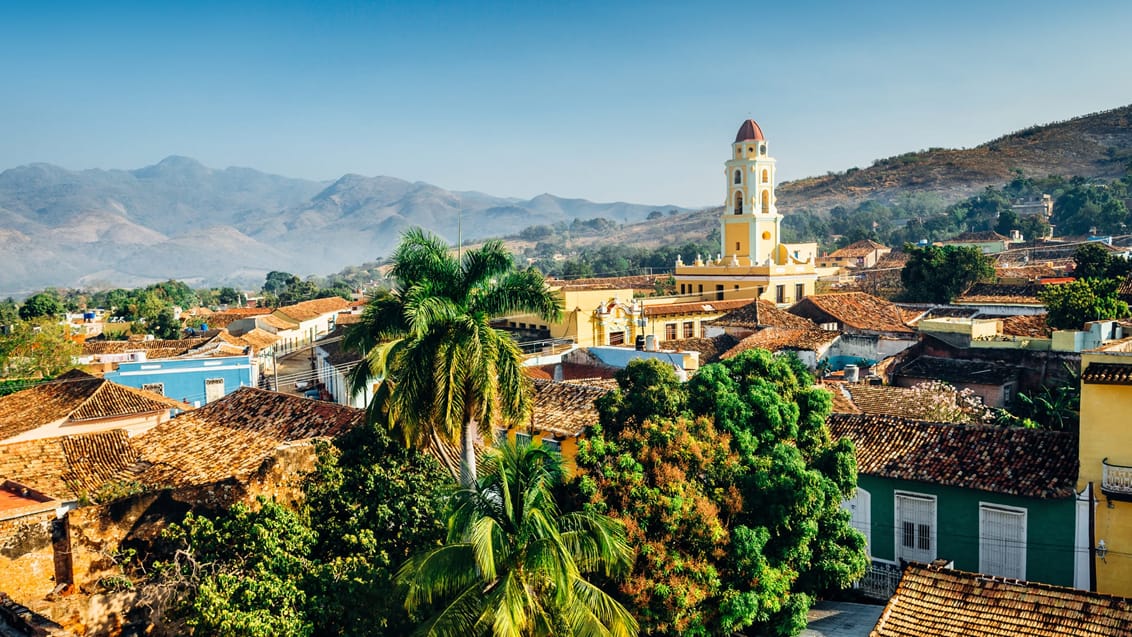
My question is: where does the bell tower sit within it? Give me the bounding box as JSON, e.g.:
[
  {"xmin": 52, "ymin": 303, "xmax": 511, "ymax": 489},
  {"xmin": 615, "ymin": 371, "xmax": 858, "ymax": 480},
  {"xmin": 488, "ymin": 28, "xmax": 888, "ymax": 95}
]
[{"xmin": 722, "ymin": 119, "xmax": 780, "ymax": 265}]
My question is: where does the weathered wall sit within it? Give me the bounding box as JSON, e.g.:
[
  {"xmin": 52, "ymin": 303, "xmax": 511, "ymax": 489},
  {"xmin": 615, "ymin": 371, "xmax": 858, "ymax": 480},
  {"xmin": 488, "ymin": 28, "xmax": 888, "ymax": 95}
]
[{"xmin": 0, "ymin": 511, "xmax": 58, "ymax": 602}]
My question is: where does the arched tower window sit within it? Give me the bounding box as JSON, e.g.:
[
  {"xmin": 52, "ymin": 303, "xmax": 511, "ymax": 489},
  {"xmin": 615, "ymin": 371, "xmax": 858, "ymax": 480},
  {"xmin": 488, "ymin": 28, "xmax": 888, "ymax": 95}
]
[
  {"xmin": 762, "ymin": 169, "xmax": 769, "ymax": 183},
  {"xmin": 761, "ymin": 190, "xmax": 770, "ymax": 211},
  {"xmin": 760, "ymin": 143, "xmax": 767, "ymax": 156},
  {"xmin": 734, "ymin": 192, "xmax": 744, "ymax": 215},
  {"xmin": 734, "ymin": 169, "xmax": 742, "ymax": 185}
]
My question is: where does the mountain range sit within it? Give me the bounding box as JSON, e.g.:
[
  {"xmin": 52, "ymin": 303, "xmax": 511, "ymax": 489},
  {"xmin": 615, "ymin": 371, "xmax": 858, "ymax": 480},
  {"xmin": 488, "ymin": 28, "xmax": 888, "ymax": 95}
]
[
  {"xmin": 0, "ymin": 158, "xmax": 687, "ymax": 295},
  {"xmin": 4, "ymin": 103, "xmax": 1130, "ymax": 296}
]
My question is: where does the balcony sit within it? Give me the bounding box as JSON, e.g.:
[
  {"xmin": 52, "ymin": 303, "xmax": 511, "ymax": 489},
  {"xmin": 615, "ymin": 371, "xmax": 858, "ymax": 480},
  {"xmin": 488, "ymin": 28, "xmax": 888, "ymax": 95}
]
[{"xmin": 1102, "ymin": 458, "xmax": 1132, "ymax": 502}]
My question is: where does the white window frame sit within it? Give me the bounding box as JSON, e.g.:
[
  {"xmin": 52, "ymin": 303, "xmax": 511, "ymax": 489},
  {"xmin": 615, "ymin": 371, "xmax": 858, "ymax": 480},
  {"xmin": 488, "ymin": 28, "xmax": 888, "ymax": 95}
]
[
  {"xmin": 541, "ymin": 438, "xmax": 562, "ymax": 453},
  {"xmin": 894, "ymin": 491, "xmax": 937, "ymax": 564},
  {"xmin": 204, "ymin": 377, "xmax": 225, "ymax": 404},
  {"xmin": 979, "ymin": 502, "xmax": 1027, "ymax": 580}
]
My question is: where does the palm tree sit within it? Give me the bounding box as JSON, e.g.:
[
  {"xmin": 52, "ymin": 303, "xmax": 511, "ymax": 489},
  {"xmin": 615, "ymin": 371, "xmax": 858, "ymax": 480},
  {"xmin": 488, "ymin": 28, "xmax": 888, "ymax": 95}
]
[
  {"xmin": 397, "ymin": 442, "xmax": 638, "ymax": 637},
  {"xmin": 345, "ymin": 228, "xmax": 561, "ymax": 487}
]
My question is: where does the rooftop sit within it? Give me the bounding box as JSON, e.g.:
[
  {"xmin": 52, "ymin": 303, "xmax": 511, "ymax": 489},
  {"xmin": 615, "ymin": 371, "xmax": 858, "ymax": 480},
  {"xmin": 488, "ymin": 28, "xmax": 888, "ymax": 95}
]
[
  {"xmin": 708, "ymin": 299, "xmax": 817, "ymax": 330},
  {"xmin": 955, "ymin": 282, "xmax": 1044, "ymax": 306},
  {"xmin": 0, "ymin": 430, "xmax": 139, "ymax": 500},
  {"xmin": 839, "ymin": 384, "xmax": 961, "ymax": 420},
  {"xmin": 828, "ymin": 413, "xmax": 1078, "ymax": 499},
  {"xmin": 643, "ymin": 298, "xmax": 751, "ymax": 318},
  {"xmin": 548, "ymin": 275, "xmax": 666, "ymax": 292},
  {"xmin": 947, "ymin": 231, "xmax": 1011, "ymax": 243},
  {"xmin": 895, "ymin": 356, "xmax": 1018, "ymax": 385},
  {"xmin": 1082, "ymin": 362, "xmax": 1132, "ymax": 385},
  {"xmin": 722, "ymin": 327, "xmax": 839, "ymax": 360},
  {"xmin": 275, "ymin": 297, "xmax": 352, "ymax": 323},
  {"xmin": 827, "ymin": 240, "xmax": 890, "ymax": 259},
  {"xmin": 789, "ymin": 292, "xmax": 914, "ymax": 334},
  {"xmin": 734, "ymin": 118, "xmax": 766, "ymax": 143},
  {"xmin": 658, "ymin": 335, "xmax": 738, "ymax": 365},
  {"xmin": 530, "ymin": 379, "xmax": 610, "ymax": 438},
  {"xmin": 81, "ymin": 336, "xmax": 211, "ymax": 359},
  {"xmin": 1000, "ymin": 313, "xmax": 1052, "ymax": 338},
  {"xmin": 0, "ymin": 371, "xmax": 189, "ymax": 442},
  {"xmin": 123, "ymin": 387, "xmax": 363, "ymax": 489},
  {"xmin": 870, "ymin": 562, "xmax": 1132, "ymax": 636}
]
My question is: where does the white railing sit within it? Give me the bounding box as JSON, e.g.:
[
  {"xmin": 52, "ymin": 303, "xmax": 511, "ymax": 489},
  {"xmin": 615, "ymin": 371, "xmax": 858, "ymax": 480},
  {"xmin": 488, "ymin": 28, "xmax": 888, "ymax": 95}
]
[
  {"xmin": 856, "ymin": 560, "xmax": 903, "ymax": 600},
  {"xmin": 1102, "ymin": 459, "xmax": 1132, "ymax": 495}
]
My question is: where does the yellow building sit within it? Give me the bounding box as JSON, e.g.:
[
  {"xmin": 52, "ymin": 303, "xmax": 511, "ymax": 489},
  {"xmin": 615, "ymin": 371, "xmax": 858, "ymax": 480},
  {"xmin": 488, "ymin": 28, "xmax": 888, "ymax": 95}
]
[
  {"xmin": 1079, "ymin": 340, "xmax": 1132, "ymax": 596},
  {"xmin": 674, "ymin": 119, "xmax": 818, "ymax": 305}
]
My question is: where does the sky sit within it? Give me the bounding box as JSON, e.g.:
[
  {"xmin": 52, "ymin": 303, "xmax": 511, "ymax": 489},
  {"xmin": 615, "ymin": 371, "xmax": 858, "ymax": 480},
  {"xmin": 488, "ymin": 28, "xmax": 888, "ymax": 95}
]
[{"xmin": 2, "ymin": 0, "xmax": 1131, "ymax": 208}]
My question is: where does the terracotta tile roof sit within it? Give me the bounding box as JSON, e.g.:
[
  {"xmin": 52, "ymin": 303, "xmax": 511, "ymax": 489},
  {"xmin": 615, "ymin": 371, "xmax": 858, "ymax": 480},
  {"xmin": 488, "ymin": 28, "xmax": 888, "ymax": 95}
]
[
  {"xmin": 530, "ymin": 379, "xmax": 609, "ymax": 438},
  {"xmin": 659, "ymin": 335, "xmax": 738, "ymax": 365},
  {"xmin": 721, "ymin": 327, "xmax": 839, "ymax": 360},
  {"xmin": 896, "ymin": 356, "xmax": 1018, "ymax": 385},
  {"xmin": 643, "ymin": 298, "xmax": 751, "ymax": 318},
  {"xmin": 216, "ymin": 328, "xmax": 278, "ymax": 353},
  {"xmin": 708, "ymin": 300, "xmax": 816, "ymax": 329},
  {"xmin": 124, "ymin": 387, "xmax": 363, "ymax": 489},
  {"xmin": 789, "ymin": 292, "xmax": 914, "ymax": 334},
  {"xmin": 261, "ymin": 313, "xmax": 299, "ymax": 330},
  {"xmin": 827, "ymin": 413, "xmax": 1078, "ymax": 498},
  {"xmin": 532, "ymin": 363, "xmax": 617, "ymax": 381},
  {"xmin": 275, "ymin": 297, "xmax": 352, "ymax": 323},
  {"xmin": 0, "ymin": 372, "xmax": 186, "ymax": 441},
  {"xmin": 841, "ymin": 384, "xmax": 957, "ymax": 419},
  {"xmin": 0, "ymin": 430, "xmax": 139, "ymax": 499},
  {"xmin": 1000, "ymin": 313, "xmax": 1052, "ymax": 337},
  {"xmin": 335, "ymin": 312, "xmax": 362, "ymax": 325},
  {"xmin": 81, "ymin": 337, "xmax": 211, "ymax": 359},
  {"xmin": 1082, "ymin": 362, "xmax": 1132, "ymax": 385},
  {"xmin": 870, "ymin": 562, "xmax": 1132, "ymax": 637},
  {"xmin": 824, "ymin": 385, "xmax": 860, "ymax": 414},
  {"xmin": 956, "ymin": 282, "xmax": 1043, "ymax": 305},
  {"xmin": 994, "ymin": 264, "xmax": 1063, "ymax": 281},
  {"xmin": 195, "ymin": 309, "xmax": 271, "ymax": 329},
  {"xmin": 734, "ymin": 118, "xmax": 765, "ymax": 143},
  {"xmin": 827, "ymin": 240, "xmax": 890, "ymax": 258}
]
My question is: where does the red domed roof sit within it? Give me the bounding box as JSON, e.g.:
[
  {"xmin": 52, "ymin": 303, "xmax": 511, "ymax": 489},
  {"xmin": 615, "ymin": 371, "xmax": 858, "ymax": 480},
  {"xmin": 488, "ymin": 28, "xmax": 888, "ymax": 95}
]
[{"xmin": 734, "ymin": 119, "xmax": 765, "ymax": 143}]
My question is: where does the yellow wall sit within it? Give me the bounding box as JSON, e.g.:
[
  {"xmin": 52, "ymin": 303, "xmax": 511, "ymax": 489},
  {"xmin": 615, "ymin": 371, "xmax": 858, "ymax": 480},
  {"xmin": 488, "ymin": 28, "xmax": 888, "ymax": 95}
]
[
  {"xmin": 500, "ymin": 427, "xmax": 582, "ymax": 476},
  {"xmin": 1079, "ymin": 352, "xmax": 1132, "ymax": 596}
]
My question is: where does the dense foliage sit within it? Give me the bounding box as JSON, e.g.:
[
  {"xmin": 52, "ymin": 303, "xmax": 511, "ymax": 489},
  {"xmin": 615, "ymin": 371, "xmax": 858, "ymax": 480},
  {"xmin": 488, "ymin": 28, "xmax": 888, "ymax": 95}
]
[
  {"xmin": 346, "ymin": 229, "xmax": 561, "ymax": 487},
  {"xmin": 575, "ymin": 352, "xmax": 867, "ymax": 636},
  {"xmin": 900, "ymin": 244, "xmax": 994, "ymax": 303},
  {"xmin": 0, "ymin": 318, "xmax": 79, "ymax": 377},
  {"xmin": 1037, "ymin": 278, "xmax": 1130, "ymax": 329},
  {"xmin": 399, "ymin": 442, "xmax": 637, "ymax": 637},
  {"xmin": 145, "ymin": 419, "xmax": 452, "ymax": 637}
]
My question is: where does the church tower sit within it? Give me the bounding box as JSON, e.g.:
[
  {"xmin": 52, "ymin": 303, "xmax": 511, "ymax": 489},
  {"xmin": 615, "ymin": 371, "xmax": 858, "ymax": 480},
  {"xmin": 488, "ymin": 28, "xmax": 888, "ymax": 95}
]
[
  {"xmin": 672, "ymin": 118, "xmax": 818, "ymax": 306},
  {"xmin": 723, "ymin": 119, "xmax": 780, "ymax": 265}
]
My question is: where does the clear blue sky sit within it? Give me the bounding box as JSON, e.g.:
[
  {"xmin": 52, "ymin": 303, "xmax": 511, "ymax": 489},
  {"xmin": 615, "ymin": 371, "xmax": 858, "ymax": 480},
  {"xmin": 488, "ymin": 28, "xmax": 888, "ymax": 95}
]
[{"xmin": 2, "ymin": 0, "xmax": 1130, "ymax": 207}]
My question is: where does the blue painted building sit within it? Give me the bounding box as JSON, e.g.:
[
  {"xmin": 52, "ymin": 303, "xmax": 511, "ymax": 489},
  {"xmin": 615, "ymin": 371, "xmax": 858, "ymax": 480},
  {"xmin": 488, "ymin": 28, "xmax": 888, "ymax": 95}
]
[{"xmin": 104, "ymin": 355, "xmax": 257, "ymax": 407}]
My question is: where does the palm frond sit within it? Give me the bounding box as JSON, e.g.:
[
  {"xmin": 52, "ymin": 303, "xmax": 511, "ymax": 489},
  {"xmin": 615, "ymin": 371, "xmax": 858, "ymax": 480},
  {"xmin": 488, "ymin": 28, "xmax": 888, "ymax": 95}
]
[
  {"xmin": 472, "ymin": 268, "xmax": 563, "ymax": 323},
  {"xmin": 567, "ymin": 578, "xmax": 639, "ymax": 637},
  {"xmin": 397, "ymin": 543, "xmax": 478, "ymax": 610}
]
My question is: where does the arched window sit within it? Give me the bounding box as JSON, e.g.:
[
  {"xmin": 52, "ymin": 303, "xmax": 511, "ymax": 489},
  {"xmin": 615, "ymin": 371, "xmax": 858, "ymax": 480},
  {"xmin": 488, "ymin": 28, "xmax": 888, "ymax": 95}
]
[
  {"xmin": 762, "ymin": 169, "xmax": 769, "ymax": 183},
  {"xmin": 760, "ymin": 143, "xmax": 767, "ymax": 156},
  {"xmin": 734, "ymin": 192, "xmax": 743, "ymax": 215},
  {"xmin": 734, "ymin": 169, "xmax": 742, "ymax": 185},
  {"xmin": 761, "ymin": 190, "xmax": 770, "ymax": 211}
]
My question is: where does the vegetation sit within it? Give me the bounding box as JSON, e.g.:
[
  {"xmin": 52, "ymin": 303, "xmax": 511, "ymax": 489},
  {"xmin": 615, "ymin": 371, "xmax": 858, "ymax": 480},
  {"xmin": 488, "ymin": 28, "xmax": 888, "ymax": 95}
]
[
  {"xmin": 398, "ymin": 442, "xmax": 637, "ymax": 637},
  {"xmin": 18, "ymin": 290, "xmax": 64, "ymax": 319},
  {"xmin": 346, "ymin": 230, "xmax": 560, "ymax": 487},
  {"xmin": 574, "ymin": 353, "xmax": 867, "ymax": 636},
  {"xmin": 1037, "ymin": 278, "xmax": 1130, "ymax": 330},
  {"xmin": 0, "ymin": 318, "xmax": 79, "ymax": 377},
  {"xmin": 900, "ymin": 244, "xmax": 994, "ymax": 303}
]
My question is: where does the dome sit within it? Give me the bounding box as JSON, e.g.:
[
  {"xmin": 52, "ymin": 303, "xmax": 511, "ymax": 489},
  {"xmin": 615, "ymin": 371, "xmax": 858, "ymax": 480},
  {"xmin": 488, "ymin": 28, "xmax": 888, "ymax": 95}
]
[{"xmin": 734, "ymin": 119, "xmax": 766, "ymax": 143}]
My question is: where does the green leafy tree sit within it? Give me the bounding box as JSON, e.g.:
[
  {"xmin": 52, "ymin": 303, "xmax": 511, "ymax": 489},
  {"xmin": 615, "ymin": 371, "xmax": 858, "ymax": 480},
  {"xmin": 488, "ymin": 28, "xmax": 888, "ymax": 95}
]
[
  {"xmin": 1073, "ymin": 242, "xmax": 1114, "ymax": 280},
  {"xmin": 1053, "ymin": 183, "xmax": 1128, "ymax": 236},
  {"xmin": 345, "ymin": 228, "xmax": 561, "ymax": 487},
  {"xmin": 19, "ymin": 291, "xmax": 64, "ymax": 320},
  {"xmin": 1038, "ymin": 278, "xmax": 1130, "ymax": 329},
  {"xmin": 900, "ymin": 244, "xmax": 994, "ymax": 303},
  {"xmin": 576, "ymin": 353, "xmax": 866, "ymax": 636},
  {"xmin": 303, "ymin": 421, "xmax": 452, "ymax": 636},
  {"xmin": 0, "ymin": 297, "xmax": 18, "ymax": 326},
  {"xmin": 217, "ymin": 287, "xmax": 246, "ymax": 306},
  {"xmin": 398, "ymin": 441, "xmax": 637, "ymax": 637},
  {"xmin": 159, "ymin": 500, "xmax": 316, "ymax": 637},
  {"xmin": 149, "ymin": 307, "xmax": 182, "ymax": 340},
  {"xmin": 0, "ymin": 319, "xmax": 79, "ymax": 377},
  {"xmin": 263, "ymin": 271, "xmax": 300, "ymax": 295}
]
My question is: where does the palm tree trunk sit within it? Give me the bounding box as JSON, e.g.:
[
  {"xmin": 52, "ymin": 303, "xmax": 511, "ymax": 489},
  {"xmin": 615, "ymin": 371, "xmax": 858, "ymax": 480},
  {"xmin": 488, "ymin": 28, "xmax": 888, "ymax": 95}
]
[{"xmin": 460, "ymin": 418, "xmax": 478, "ymax": 488}]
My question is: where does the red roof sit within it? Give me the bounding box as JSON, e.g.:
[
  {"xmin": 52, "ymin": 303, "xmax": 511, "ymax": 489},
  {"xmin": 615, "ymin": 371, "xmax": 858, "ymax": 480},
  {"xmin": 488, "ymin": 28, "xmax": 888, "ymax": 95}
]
[{"xmin": 734, "ymin": 119, "xmax": 766, "ymax": 143}]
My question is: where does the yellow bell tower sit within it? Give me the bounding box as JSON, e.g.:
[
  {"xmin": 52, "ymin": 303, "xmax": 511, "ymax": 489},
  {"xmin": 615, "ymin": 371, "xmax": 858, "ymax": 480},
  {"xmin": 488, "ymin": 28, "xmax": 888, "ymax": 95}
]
[{"xmin": 723, "ymin": 119, "xmax": 780, "ymax": 264}]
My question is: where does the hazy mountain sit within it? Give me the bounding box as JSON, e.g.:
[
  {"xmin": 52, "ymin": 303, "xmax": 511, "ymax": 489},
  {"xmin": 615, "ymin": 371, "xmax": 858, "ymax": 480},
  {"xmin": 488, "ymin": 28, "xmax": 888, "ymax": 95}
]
[{"xmin": 0, "ymin": 159, "xmax": 686, "ymax": 295}]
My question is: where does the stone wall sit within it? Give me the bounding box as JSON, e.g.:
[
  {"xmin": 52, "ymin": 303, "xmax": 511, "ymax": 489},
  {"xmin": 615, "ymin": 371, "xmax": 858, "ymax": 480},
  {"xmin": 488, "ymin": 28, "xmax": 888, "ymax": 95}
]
[{"xmin": 0, "ymin": 511, "xmax": 59, "ymax": 603}]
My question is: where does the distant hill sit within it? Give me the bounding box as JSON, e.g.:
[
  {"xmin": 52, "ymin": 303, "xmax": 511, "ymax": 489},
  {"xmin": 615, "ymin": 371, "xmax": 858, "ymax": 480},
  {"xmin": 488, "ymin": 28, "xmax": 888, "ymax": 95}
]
[
  {"xmin": 776, "ymin": 104, "xmax": 1132, "ymax": 212},
  {"xmin": 0, "ymin": 158, "xmax": 687, "ymax": 295}
]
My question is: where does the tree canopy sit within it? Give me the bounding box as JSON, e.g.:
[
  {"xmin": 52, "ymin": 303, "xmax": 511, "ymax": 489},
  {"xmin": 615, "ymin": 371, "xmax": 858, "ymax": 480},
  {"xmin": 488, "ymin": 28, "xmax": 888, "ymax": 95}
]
[
  {"xmin": 19, "ymin": 291, "xmax": 64, "ymax": 320},
  {"xmin": 1038, "ymin": 278, "xmax": 1131, "ymax": 330},
  {"xmin": 575, "ymin": 352, "xmax": 867, "ymax": 636},
  {"xmin": 900, "ymin": 243, "xmax": 994, "ymax": 303},
  {"xmin": 346, "ymin": 228, "xmax": 561, "ymax": 487}
]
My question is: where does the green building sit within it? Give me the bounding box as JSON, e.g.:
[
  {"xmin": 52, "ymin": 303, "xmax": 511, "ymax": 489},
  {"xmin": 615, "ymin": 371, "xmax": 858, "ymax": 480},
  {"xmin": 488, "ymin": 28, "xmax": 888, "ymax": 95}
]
[{"xmin": 828, "ymin": 413, "xmax": 1082, "ymax": 597}]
